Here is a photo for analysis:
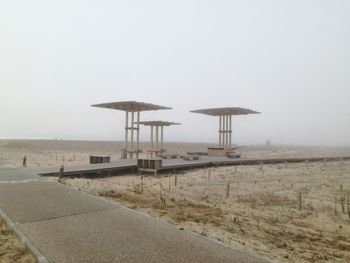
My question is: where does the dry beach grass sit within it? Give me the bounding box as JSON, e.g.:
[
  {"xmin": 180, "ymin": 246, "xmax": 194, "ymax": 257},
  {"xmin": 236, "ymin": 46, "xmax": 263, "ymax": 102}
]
[
  {"xmin": 63, "ymin": 159, "xmax": 350, "ymax": 263},
  {"xmin": 1, "ymin": 140, "xmax": 350, "ymax": 262},
  {"xmin": 0, "ymin": 219, "xmax": 37, "ymax": 263}
]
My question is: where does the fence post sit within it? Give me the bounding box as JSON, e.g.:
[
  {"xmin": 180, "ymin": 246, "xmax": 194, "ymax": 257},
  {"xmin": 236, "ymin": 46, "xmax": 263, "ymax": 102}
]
[
  {"xmin": 226, "ymin": 183, "xmax": 230, "ymax": 198},
  {"xmin": 341, "ymin": 194, "xmax": 346, "ymax": 214},
  {"xmin": 298, "ymin": 192, "xmax": 302, "ymax": 211},
  {"xmin": 347, "ymin": 192, "xmax": 350, "ymax": 219},
  {"xmin": 168, "ymin": 177, "xmax": 171, "ymax": 193},
  {"xmin": 174, "ymin": 174, "xmax": 177, "ymax": 186},
  {"xmin": 59, "ymin": 165, "xmax": 64, "ymax": 179},
  {"xmin": 335, "ymin": 197, "xmax": 338, "ymax": 217},
  {"xmin": 22, "ymin": 156, "xmax": 27, "ymax": 167},
  {"xmin": 141, "ymin": 175, "xmax": 144, "ymax": 193}
]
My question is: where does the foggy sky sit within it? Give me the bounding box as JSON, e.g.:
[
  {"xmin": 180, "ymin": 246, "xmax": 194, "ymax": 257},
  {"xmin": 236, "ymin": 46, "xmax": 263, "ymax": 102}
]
[{"xmin": 1, "ymin": 1, "xmax": 350, "ymax": 145}]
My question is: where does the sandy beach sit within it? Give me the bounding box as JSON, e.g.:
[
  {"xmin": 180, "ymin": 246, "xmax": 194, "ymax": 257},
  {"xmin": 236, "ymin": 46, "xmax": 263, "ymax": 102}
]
[{"xmin": 1, "ymin": 140, "xmax": 350, "ymax": 262}]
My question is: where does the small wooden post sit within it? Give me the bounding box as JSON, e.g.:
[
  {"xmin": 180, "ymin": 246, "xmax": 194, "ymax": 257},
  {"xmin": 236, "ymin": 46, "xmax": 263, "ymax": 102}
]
[
  {"xmin": 59, "ymin": 165, "xmax": 64, "ymax": 179},
  {"xmin": 260, "ymin": 162, "xmax": 263, "ymax": 171},
  {"xmin": 298, "ymin": 192, "xmax": 302, "ymax": 211},
  {"xmin": 226, "ymin": 183, "xmax": 230, "ymax": 198},
  {"xmin": 208, "ymin": 170, "xmax": 211, "ymax": 181},
  {"xmin": 174, "ymin": 174, "xmax": 177, "ymax": 186},
  {"xmin": 141, "ymin": 175, "xmax": 144, "ymax": 193},
  {"xmin": 335, "ymin": 197, "xmax": 338, "ymax": 217},
  {"xmin": 341, "ymin": 194, "xmax": 345, "ymax": 214},
  {"xmin": 168, "ymin": 177, "xmax": 171, "ymax": 193},
  {"xmin": 347, "ymin": 192, "xmax": 350, "ymax": 219},
  {"xmin": 159, "ymin": 183, "xmax": 162, "ymax": 199},
  {"xmin": 22, "ymin": 156, "xmax": 27, "ymax": 167}
]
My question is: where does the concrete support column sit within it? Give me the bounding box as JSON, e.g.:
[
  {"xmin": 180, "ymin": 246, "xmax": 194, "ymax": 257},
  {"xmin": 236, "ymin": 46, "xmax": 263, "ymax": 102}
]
[{"xmin": 136, "ymin": 111, "xmax": 140, "ymax": 158}]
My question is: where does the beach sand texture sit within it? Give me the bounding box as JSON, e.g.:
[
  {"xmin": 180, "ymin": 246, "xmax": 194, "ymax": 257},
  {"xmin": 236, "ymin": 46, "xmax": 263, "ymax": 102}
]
[{"xmin": 1, "ymin": 140, "xmax": 350, "ymax": 262}]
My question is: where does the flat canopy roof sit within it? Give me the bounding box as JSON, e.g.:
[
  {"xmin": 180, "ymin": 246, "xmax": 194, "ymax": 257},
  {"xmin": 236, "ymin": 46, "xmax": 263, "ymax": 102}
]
[
  {"xmin": 135, "ymin": 121, "xmax": 181, "ymax": 126},
  {"xmin": 91, "ymin": 101, "xmax": 172, "ymax": 112},
  {"xmin": 190, "ymin": 107, "xmax": 260, "ymax": 116}
]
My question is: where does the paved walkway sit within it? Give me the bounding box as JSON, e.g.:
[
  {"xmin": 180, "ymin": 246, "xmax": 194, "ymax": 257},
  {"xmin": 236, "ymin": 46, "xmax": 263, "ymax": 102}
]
[{"xmin": 0, "ymin": 167, "xmax": 269, "ymax": 263}]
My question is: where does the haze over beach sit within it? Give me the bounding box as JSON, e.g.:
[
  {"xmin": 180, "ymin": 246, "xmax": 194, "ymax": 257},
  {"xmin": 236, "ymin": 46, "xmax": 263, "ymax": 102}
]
[
  {"xmin": 1, "ymin": 1, "xmax": 350, "ymax": 145},
  {"xmin": 1, "ymin": 1, "xmax": 350, "ymax": 263}
]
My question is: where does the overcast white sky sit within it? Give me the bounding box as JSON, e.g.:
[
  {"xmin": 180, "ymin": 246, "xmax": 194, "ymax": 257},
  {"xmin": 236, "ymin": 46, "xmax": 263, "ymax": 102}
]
[{"xmin": 1, "ymin": 1, "xmax": 349, "ymax": 145}]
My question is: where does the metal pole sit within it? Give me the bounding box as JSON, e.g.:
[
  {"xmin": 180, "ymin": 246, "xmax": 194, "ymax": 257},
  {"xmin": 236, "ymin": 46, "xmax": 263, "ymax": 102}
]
[
  {"xmin": 136, "ymin": 111, "xmax": 140, "ymax": 158},
  {"xmin": 161, "ymin": 126, "xmax": 164, "ymax": 152},
  {"xmin": 219, "ymin": 116, "xmax": 222, "ymax": 147}
]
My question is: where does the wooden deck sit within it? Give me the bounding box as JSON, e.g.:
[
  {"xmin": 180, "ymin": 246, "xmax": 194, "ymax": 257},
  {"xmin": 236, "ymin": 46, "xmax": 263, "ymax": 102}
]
[{"xmin": 38, "ymin": 155, "xmax": 350, "ymax": 177}]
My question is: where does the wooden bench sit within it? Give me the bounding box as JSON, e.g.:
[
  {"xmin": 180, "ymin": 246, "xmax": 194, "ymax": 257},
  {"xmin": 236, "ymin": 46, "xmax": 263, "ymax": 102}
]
[
  {"xmin": 159, "ymin": 154, "xmax": 180, "ymax": 159},
  {"xmin": 226, "ymin": 153, "xmax": 241, "ymax": 159},
  {"xmin": 181, "ymin": 155, "xmax": 199, "ymax": 161},
  {"xmin": 89, "ymin": 155, "xmax": 111, "ymax": 164}
]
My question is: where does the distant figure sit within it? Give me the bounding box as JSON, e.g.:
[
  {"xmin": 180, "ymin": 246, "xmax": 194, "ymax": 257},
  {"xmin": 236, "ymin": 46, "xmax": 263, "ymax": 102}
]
[{"xmin": 22, "ymin": 156, "xmax": 27, "ymax": 167}]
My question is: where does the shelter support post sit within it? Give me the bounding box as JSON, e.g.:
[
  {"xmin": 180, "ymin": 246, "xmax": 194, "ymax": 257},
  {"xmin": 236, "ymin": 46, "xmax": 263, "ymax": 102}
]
[
  {"xmin": 125, "ymin": 111, "xmax": 129, "ymax": 153},
  {"xmin": 229, "ymin": 115, "xmax": 232, "ymax": 149},
  {"xmin": 130, "ymin": 111, "xmax": 135, "ymax": 158},
  {"xmin": 156, "ymin": 125, "xmax": 159, "ymax": 151},
  {"xmin": 226, "ymin": 115, "xmax": 229, "ymax": 150},
  {"xmin": 223, "ymin": 115, "xmax": 226, "ymax": 149},
  {"xmin": 219, "ymin": 115, "xmax": 222, "ymax": 147},
  {"xmin": 136, "ymin": 111, "xmax": 140, "ymax": 158},
  {"xmin": 151, "ymin": 125, "xmax": 154, "ymax": 151},
  {"xmin": 161, "ymin": 126, "xmax": 164, "ymax": 152}
]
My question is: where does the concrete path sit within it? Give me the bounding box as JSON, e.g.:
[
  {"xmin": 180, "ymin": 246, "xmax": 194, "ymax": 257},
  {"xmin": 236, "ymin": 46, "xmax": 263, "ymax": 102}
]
[{"xmin": 0, "ymin": 168, "xmax": 269, "ymax": 263}]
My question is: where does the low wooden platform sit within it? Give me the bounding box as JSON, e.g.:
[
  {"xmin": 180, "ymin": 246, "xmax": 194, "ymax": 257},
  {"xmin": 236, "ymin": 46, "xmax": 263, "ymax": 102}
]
[{"xmin": 38, "ymin": 156, "xmax": 350, "ymax": 177}]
